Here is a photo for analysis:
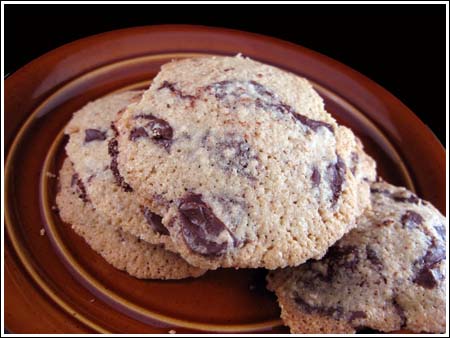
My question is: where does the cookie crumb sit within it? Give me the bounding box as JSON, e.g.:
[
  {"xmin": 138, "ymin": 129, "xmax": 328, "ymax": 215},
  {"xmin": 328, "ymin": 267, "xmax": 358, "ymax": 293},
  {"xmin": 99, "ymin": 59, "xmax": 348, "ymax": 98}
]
[
  {"xmin": 40, "ymin": 228, "xmax": 46, "ymax": 236},
  {"xmin": 168, "ymin": 329, "xmax": 176, "ymax": 334},
  {"xmin": 46, "ymin": 171, "xmax": 57, "ymax": 178}
]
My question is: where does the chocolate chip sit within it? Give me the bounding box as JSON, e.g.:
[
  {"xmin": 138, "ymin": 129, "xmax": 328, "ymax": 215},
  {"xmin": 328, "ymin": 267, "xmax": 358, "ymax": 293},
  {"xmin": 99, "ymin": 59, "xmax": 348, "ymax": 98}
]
[
  {"xmin": 206, "ymin": 80, "xmax": 334, "ymax": 133},
  {"xmin": 178, "ymin": 193, "xmax": 231, "ymax": 256},
  {"xmin": 393, "ymin": 193, "xmax": 420, "ymax": 204},
  {"xmin": 413, "ymin": 240, "xmax": 445, "ymax": 289},
  {"xmin": 158, "ymin": 81, "xmax": 197, "ymax": 101},
  {"xmin": 146, "ymin": 118, "xmax": 173, "ymax": 149},
  {"xmin": 326, "ymin": 245, "xmax": 359, "ymax": 271},
  {"xmin": 70, "ymin": 173, "xmax": 89, "ymax": 203},
  {"xmin": 107, "ymin": 138, "xmax": 133, "ymax": 192},
  {"xmin": 292, "ymin": 113, "xmax": 334, "ymax": 133},
  {"xmin": 249, "ymin": 80, "xmax": 275, "ymax": 99},
  {"xmin": 371, "ymin": 187, "xmax": 420, "ymax": 204},
  {"xmin": 140, "ymin": 206, "xmax": 169, "ymax": 235},
  {"xmin": 132, "ymin": 114, "xmax": 173, "ymax": 150},
  {"xmin": 326, "ymin": 156, "xmax": 346, "ymax": 205},
  {"xmin": 366, "ymin": 246, "xmax": 383, "ymax": 270},
  {"xmin": 110, "ymin": 122, "xmax": 119, "ymax": 137},
  {"xmin": 370, "ymin": 187, "xmax": 391, "ymax": 195},
  {"xmin": 207, "ymin": 135, "xmax": 257, "ymax": 179},
  {"xmin": 311, "ymin": 167, "xmax": 321, "ymax": 187},
  {"xmin": 414, "ymin": 268, "xmax": 444, "ymax": 289},
  {"xmin": 294, "ymin": 294, "xmax": 344, "ymax": 320},
  {"xmin": 84, "ymin": 129, "xmax": 106, "ymax": 143},
  {"xmin": 129, "ymin": 127, "xmax": 148, "ymax": 141},
  {"xmin": 423, "ymin": 242, "xmax": 445, "ymax": 266},
  {"xmin": 206, "ymin": 80, "xmax": 233, "ymax": 100},
  {"xmin": 401, "ymin": 210, "xmax": 423, "ymax": 229},
  {"xmin": 392, "ymin": 296, "xmax": 407, "ymax": 328}
]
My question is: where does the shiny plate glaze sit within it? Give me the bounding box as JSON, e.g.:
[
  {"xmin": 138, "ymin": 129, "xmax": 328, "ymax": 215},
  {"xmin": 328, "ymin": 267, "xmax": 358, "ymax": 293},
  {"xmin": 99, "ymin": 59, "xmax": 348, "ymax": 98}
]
[{"xmin": 5, "ymin": 25, "xmax": 445, "ymax": 333}]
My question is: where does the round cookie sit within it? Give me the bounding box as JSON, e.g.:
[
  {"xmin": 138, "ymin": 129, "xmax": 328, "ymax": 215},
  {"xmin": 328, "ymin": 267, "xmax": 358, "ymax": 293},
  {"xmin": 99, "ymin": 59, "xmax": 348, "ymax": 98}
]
[
  {"xmin": 116, "ymin": 55, "xmax": 375, "ymax": 269},
  {"xmin": 56, "ymin": 159, "xmax": 206, "ymax": 279},
  {"xmin": 267, "ymin": 180, "xmax": 446, "ymax": 333},
  {"xmin": 65, "ymin": 90, "xmax": 175, "ymax": 251}
]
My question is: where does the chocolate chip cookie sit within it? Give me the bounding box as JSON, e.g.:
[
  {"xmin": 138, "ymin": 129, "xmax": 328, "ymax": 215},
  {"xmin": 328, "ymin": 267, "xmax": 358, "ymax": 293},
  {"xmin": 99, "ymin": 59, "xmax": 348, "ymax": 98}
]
[
  {"xmin": 64, "ymin": 90, "xmax": 175, "ymax": 250},
  {"xmin": 56, "ymin": 159, "xmax": 206, "ymax": 279},
  {"xmin": 116, "ymin": 55, "xmax": 376, "ymax": 269},
  {"xmin": 267, "ymin": 180, "xmax": 446, "ymax": 333}
]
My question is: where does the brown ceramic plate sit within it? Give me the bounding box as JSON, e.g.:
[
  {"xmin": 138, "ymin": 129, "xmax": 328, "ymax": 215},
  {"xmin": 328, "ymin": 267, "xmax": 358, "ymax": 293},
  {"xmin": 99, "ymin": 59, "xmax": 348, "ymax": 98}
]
[{"xmin": 5, "ymin": 25, "xmax": 445, "ymax": 334}]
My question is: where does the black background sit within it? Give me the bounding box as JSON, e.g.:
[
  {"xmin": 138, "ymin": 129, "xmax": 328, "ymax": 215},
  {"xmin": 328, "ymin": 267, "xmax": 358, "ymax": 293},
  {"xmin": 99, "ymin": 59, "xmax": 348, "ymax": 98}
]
[{"xmin": 5, "ymin": 4, "xmax": 446, "ymax": 145}]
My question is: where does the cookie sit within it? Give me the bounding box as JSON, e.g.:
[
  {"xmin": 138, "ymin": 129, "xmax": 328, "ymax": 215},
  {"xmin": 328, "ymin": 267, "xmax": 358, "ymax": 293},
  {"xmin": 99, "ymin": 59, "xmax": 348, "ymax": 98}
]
[
  {"xmin": 267, "ymin": 180, "xmax": 446, "ymax": 333},
  {"xmin": 116, "ymin": 55, "xmax": 376, "ymax": 269},
  {"xmin": 56, "ymin": 159, "xmax": 206, "ymax": 279},
  {"xmin": 64, "ymin": 90, "xmax": 175, "ymax": 251}
]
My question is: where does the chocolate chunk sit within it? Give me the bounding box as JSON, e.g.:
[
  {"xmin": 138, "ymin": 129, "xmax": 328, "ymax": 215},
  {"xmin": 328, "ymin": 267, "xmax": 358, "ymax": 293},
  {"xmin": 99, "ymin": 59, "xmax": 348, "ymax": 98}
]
[
  {"xmin": 370, "ymin": 187, "xmax": 391, "ymax": 195},
  {"xmin": 209, "ymin": 135, "xmax": 257, "ymax": 178},
  {"xmin": 422, "ymin": 242, "xmax": 445, "ymax": 266},
  {"xmin": 107, "ymin": 138, "xmax": 133, "ymax": 192},
  {"xmin": 146, "ymin": 118, "xmax": 173, "ymax": 149},
  {"xmin": 140, "ymin": 206, "xmax": 169, "ymax": 235},
  {"xmin": 70, "ymin": 173, "xmax": 89, "ymax": 203},
  {"xmin": 371, "ymin": 187, "xmax": 420, "ymax": 204},
  {"xmin": 401, "ymin": 210, "xmax": 423, "ymax": 229},
  {"xmin": 84, "ymin": 129, "xmax": 106, "ymax": 142},
  {"xmin": 249, "ymin": 80, "xmax": 275, "ymax": 99},
  {"xmin": 434, "ymin": 224, "xmax": 446, "ymax": 241},
  {"xmin": 158, "ymin": 81, "xmax": 196, "ymax": 101},
  {"xmin": 413, "ymin": 240, "xmax": 445, "ymax": 289},
  {"xmin": 129, "ymin": 127, "xmax": 148, "ymax": 141},
  {"xmin": 206, "ymin": 80, "xmax": 334, "ymax": 133},
  {"xmin": 206, "ymin": 80, "xmax": 234, "ymax": 100},
  {"xmin": 110, "ymin": 122, "xmax": 119, "ymax": 137},
  {"xmin": 292, "ymin": 113, "xmax": 334, "ymax": 133},
  {"xmin": 348, "ymin": 311, "xmax": 367, "ymax": 323},
  {"xmin": 132, "ymin": 114, "xmax": 173, "ymax": 150},
  {"xmin": 178, "ymin": 193, "xmax": 231, "ymax": 256},
  {"xmin": 414, "ymin": 268, "xmax": 443, "ymax": 289},
  {"xmin": 294, "ymin": 294, "xmax": 344, "ymax": 320},
  {"xmin": 326, "ymin": 245, "xmax": 359, "ymax": 272},
  {"xmin": 392, "ymin": 296, "xmax": 407, "ymax": 328},
  {"xmin": 393, "ymin": 193, "xmax": 420, "ymax": 204},
  {"xmin": 366, "ymin": 246, "xmax": 383, "ymax": 269},
  {"xmin": 326, "ymin": 156, "xmax": 346, "ymax": 205},
  {"xmin": 311, "ymin": 167, "xmax": 321, "ymax": 187}
]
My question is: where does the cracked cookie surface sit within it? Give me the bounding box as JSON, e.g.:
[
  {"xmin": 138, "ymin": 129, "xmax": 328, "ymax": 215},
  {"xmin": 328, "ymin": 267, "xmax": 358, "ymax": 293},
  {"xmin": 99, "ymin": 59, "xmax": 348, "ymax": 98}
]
[
  {"xmin": 116, "ymin": 55, "xmax": 376, "ymax": 269},
  {"xmin": 267, "ymin": 180, "xmax": 446, "ymax": 333},
  {"xmin": 56, "ymin": 159, "xmax": 205, "ymax": 279}
]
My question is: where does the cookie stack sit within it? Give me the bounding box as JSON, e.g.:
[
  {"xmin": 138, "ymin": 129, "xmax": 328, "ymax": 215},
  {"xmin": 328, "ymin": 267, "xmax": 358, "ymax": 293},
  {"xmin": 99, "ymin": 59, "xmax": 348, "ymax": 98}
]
[{"xmin": 56, "ymin": 55, "xmax": 445, "ymax": 333}]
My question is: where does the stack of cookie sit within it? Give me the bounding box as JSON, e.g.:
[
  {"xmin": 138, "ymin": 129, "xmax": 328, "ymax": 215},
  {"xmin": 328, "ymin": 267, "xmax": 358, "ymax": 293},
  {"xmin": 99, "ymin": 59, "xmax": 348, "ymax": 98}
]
[{"xmin": 56, "ymin": 55, "xmax": 445, "ymax": 333}]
